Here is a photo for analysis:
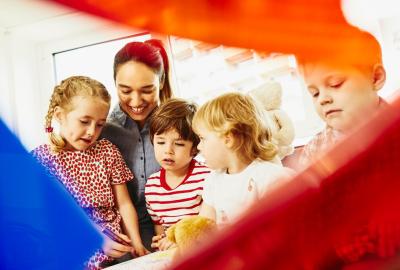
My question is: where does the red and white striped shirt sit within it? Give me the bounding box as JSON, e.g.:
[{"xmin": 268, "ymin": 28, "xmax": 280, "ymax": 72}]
[{"xmin": 145, "ymin": 159, "xmax": 210, "ymax": 228}]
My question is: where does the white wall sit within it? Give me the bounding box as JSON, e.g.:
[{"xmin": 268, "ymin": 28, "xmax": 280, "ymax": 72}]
[{"xmin": 0, "ymin": 7, "xmax": 145, "ymax": 150}]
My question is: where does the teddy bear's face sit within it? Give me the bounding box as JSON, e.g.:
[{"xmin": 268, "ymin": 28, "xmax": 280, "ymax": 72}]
[{"xmin": 249, "ymin": 82, "xmax": 282, "ymax": 110}]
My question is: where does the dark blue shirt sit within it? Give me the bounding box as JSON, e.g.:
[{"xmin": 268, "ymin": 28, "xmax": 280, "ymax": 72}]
[{"xmin": 101, "ymin": 105, "xmax": 160, "ymax": 225}]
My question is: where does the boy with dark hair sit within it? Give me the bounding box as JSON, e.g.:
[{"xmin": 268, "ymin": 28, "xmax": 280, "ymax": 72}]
[{"xmin": 145, "ymin": 98, "xmax": 210, "ymax": 250}]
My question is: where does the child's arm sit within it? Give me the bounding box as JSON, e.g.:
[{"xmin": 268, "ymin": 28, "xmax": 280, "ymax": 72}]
[
  {"xmin": 113, "ymin": 183, "xmax": 150, "ymax": 256},
  {"xmin": 151, "ymin": 224, "xmax": 165, "ymax": 249},
  {"xmin": 199, "ymin": 202, "xmax": 217, "ymax": 221},
  {"xmin": 154, "ymin": 224, "xmax": 165, "ymax": 236}
]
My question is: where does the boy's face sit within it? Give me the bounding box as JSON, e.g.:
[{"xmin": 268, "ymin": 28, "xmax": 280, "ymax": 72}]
[
  {"xmin": 303, "ymin": 62, "xmax": 383, "ymax": 132},
  {"xmin": 153, "ymin": 128, "xmax": 195, "ymax": 175},
  {"xmin": 55, "ymin": 96, "xmax": 109, "ymax": 151}
]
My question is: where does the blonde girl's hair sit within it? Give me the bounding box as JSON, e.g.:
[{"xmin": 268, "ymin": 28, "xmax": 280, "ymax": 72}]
[
  {"xmin": 44, "ymin": 76, "xmax": 111, "ymax": 153},
  {"xmin": 193, "ymin": 92, "xmax": 277, "ymax": 163}
]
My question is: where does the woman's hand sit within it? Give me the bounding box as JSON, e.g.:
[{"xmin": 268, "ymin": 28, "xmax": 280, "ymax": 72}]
[{"xmin": 102, "ymin": 232, "xmax": 133, "ymax": 258}]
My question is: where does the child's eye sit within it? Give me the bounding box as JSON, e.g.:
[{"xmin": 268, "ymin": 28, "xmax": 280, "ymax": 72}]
[
  {"xmin": 156, "ymin": 141, "xmax": 165, "ymax": 145},
  {"xmin": 80, "ymin": 120, "xmax": 89, "ymax": 124},
  {"xmin": 97, "ymin": 124, "xmax": 104, "ymax": 128},
  {"xmin": 329, "ymin": 80, "xmax": 344, "ymax": 88},
  {"xmin": 312, "ymin": 91, "xmax": 319, "ymax": 98},
  {"xmin": 175, "ymin": 143, "xmax": 185, "ymax": 146}
]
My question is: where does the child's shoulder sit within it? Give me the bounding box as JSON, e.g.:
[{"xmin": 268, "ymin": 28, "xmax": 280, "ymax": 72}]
[
  {"xmin": 146, "ymin": 169, "xmax": 162, "ymax": 187},
  {"xmin": 192, "ymin": 159, "xmax": 211, "ymax": 173},
  {"xmin": 31, "ymin": 144, "xmax": 51, "ymax": 158},
  {"xmin": 94, "ymin": 138, "xmax": 121, "ymax": 153},
  {"xmin": 253, "ymin": 159, "xmax": 294, "ymax": 178},
  {"xmin": 96, "ymin": 138, "xmax": 114, "ymax": 147}
]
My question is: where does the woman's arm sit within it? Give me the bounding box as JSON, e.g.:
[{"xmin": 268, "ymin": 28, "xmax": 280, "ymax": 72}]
[{"xmin": 113, "ymin": 183, "xmax": 149, "ymax": 256}]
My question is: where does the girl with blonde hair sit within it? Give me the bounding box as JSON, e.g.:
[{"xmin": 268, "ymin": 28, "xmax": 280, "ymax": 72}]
[
  {"xmin": 193, "ymin": 92, "xmax": 292, "ymax": 226},
  {"xmin": 32, "ymin": 76, "xmax": 148, "ymax": 269}
]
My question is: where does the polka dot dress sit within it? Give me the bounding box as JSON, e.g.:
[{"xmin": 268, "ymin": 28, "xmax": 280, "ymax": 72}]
[{"xmin": 32, "ymin": 139, "xmax": 133, "ymax": 269}]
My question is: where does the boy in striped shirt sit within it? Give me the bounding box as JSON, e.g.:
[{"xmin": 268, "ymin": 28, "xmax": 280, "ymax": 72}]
[{"xmin": 145, "ymin": 98, "xmax": 211, "ymax": 251}]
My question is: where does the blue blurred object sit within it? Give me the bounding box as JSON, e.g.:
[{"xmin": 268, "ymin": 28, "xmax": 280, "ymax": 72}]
[{"xmin": 0, "ymin": 119, "xmax": 103, "ymax": 270}]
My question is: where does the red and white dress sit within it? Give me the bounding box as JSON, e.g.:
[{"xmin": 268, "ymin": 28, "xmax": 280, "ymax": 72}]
[
  {"xmin": 32, "ymin": 139, "xmax": 133, "ymax": 269},
  {"xmin": 145, "ymin": 159, "xmax": 210, "ymax": 229}
]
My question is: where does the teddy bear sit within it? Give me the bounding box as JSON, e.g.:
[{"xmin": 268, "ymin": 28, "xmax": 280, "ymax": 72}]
[
  {"xmin": 248, "ymin": 81, "xmax": 295, "ymax": 159},
  {"xmin": 166, "ymin": 216, "xmax": 217, "ymax": 258}
]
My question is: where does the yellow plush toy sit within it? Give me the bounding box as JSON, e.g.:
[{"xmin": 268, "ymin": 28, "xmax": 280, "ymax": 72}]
[
  {"xmin": 249, "ymin": 81, "xmax": 295, "ymax": 159},
  {"xmin": 166, "ymin": 216, "xmax": 217, "ymax": 257}
]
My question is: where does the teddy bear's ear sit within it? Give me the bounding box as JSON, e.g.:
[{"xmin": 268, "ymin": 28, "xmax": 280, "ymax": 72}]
[{"xmin": 166, "ymin": 224, "xmax": 177, "ymax": 243}]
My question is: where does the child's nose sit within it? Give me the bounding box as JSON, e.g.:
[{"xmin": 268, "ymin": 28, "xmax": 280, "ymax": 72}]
[
  {"xmin": 87, "ymin": 124, "xmax": 96, "ymax": 137},
  {"xmin": 165, "ymin": 143, "xmax": 174, "ymax": 154},
  {"xmin": 319, "ymin": 91, "xmax": 333, "ymax": 105}
]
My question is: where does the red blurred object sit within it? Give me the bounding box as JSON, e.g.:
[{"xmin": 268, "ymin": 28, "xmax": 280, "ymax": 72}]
[
  {"xmin": 47, "ymin": 0, "xmax": 400, "ymax": 268},
  {"xmin": 167, "ymin": 93, "xmax": 400, "ymax": 269},
  {"xmin": 49, "ymin": 0, "xmax": 373, "ymax": 65}
]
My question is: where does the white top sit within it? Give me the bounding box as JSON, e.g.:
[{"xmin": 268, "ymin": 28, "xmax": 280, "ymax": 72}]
[{"xmin": 202, "ymin": 159, "xmax": 292, "ymax": 226}]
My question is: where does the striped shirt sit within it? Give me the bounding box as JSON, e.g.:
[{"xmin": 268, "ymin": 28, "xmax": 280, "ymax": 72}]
[{"xmin": 145, "ymin": 159, "xmax": 210, "ymax": 228}]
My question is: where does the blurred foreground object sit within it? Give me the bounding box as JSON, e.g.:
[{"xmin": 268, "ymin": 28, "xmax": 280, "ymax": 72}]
[
  {"xmin": 168, "ymin": 92, "xmax": 400, "ymax": 269},
  {"xmin": 0, "ymin": 119, "xmax": 102, "ymax": 270},
  {"xmin": 50, "ymin": 0, "xmax": 376, "ymax": 66}
]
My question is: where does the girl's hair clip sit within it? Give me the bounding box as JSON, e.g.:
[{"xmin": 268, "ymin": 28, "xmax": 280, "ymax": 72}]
[{"xmin": 45, "ymin": 127, "xmax": 53, "ymax": 133}]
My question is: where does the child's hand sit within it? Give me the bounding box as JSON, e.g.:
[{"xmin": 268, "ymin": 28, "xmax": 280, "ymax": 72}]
[
  {"xmin": 158, "ymin": 237, "xmax": 176, "ymax": 251},
  {"xmin": 151, "ymin": 234, "xmax": 164, "ymax": 250},
  {"xmin": 151, "ymin": 234, "xmax": 176, "ymax": 251},
  {"xmin": 102, "ymin": 232, "xmax": 133, "ymax": 258},
  {"xmin": 132, "ymin": 241, "xmax": 150, "ymax": 257}
]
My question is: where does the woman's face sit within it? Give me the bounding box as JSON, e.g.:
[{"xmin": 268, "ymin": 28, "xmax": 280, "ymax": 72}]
[{"xmin": 115, "ymin": 60, "xmax": 161, "ymax": 127}]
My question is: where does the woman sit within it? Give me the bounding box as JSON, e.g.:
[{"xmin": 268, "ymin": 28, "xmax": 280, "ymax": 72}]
[{"xmin": 101, "ymin": 39, "xmax": 173, "ymax": 254}]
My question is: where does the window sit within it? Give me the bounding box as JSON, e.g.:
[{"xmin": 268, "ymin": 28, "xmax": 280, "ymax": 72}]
[
  {"xmin": 53, "ymin": 33, "xmax": 151, "ymax": 109},
  {"xmin": 169, "ymin": 36, "xmax": 323, "ymax": 145}
]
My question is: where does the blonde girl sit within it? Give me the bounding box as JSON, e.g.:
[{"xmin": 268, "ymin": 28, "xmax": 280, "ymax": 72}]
[
  {"xmin": 32, "ymin": 76, "xmax": 147, "ymax": 270},
  {"xmin": 192, "ymin": 92, "xmax": 292, "ymax": 226}
]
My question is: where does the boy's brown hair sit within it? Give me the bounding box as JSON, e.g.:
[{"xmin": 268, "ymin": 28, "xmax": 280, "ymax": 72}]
[{"xmin": 150, "ymin": 98, "xmax": 199, "ymax": 152}]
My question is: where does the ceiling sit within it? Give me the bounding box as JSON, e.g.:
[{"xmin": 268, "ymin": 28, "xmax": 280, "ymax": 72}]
[
  {"xmin": 0, "ymin": 0, "xmax": 130, "ymax": 42},
  {"xmin": 0, "ymin": 0, "xmax": 72, "ymax": 29}
]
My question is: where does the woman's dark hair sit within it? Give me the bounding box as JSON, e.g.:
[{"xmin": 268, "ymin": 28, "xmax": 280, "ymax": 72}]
[{"xmin": 113, "ymin": 39, "xmax": 172, "ymax": 102}]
